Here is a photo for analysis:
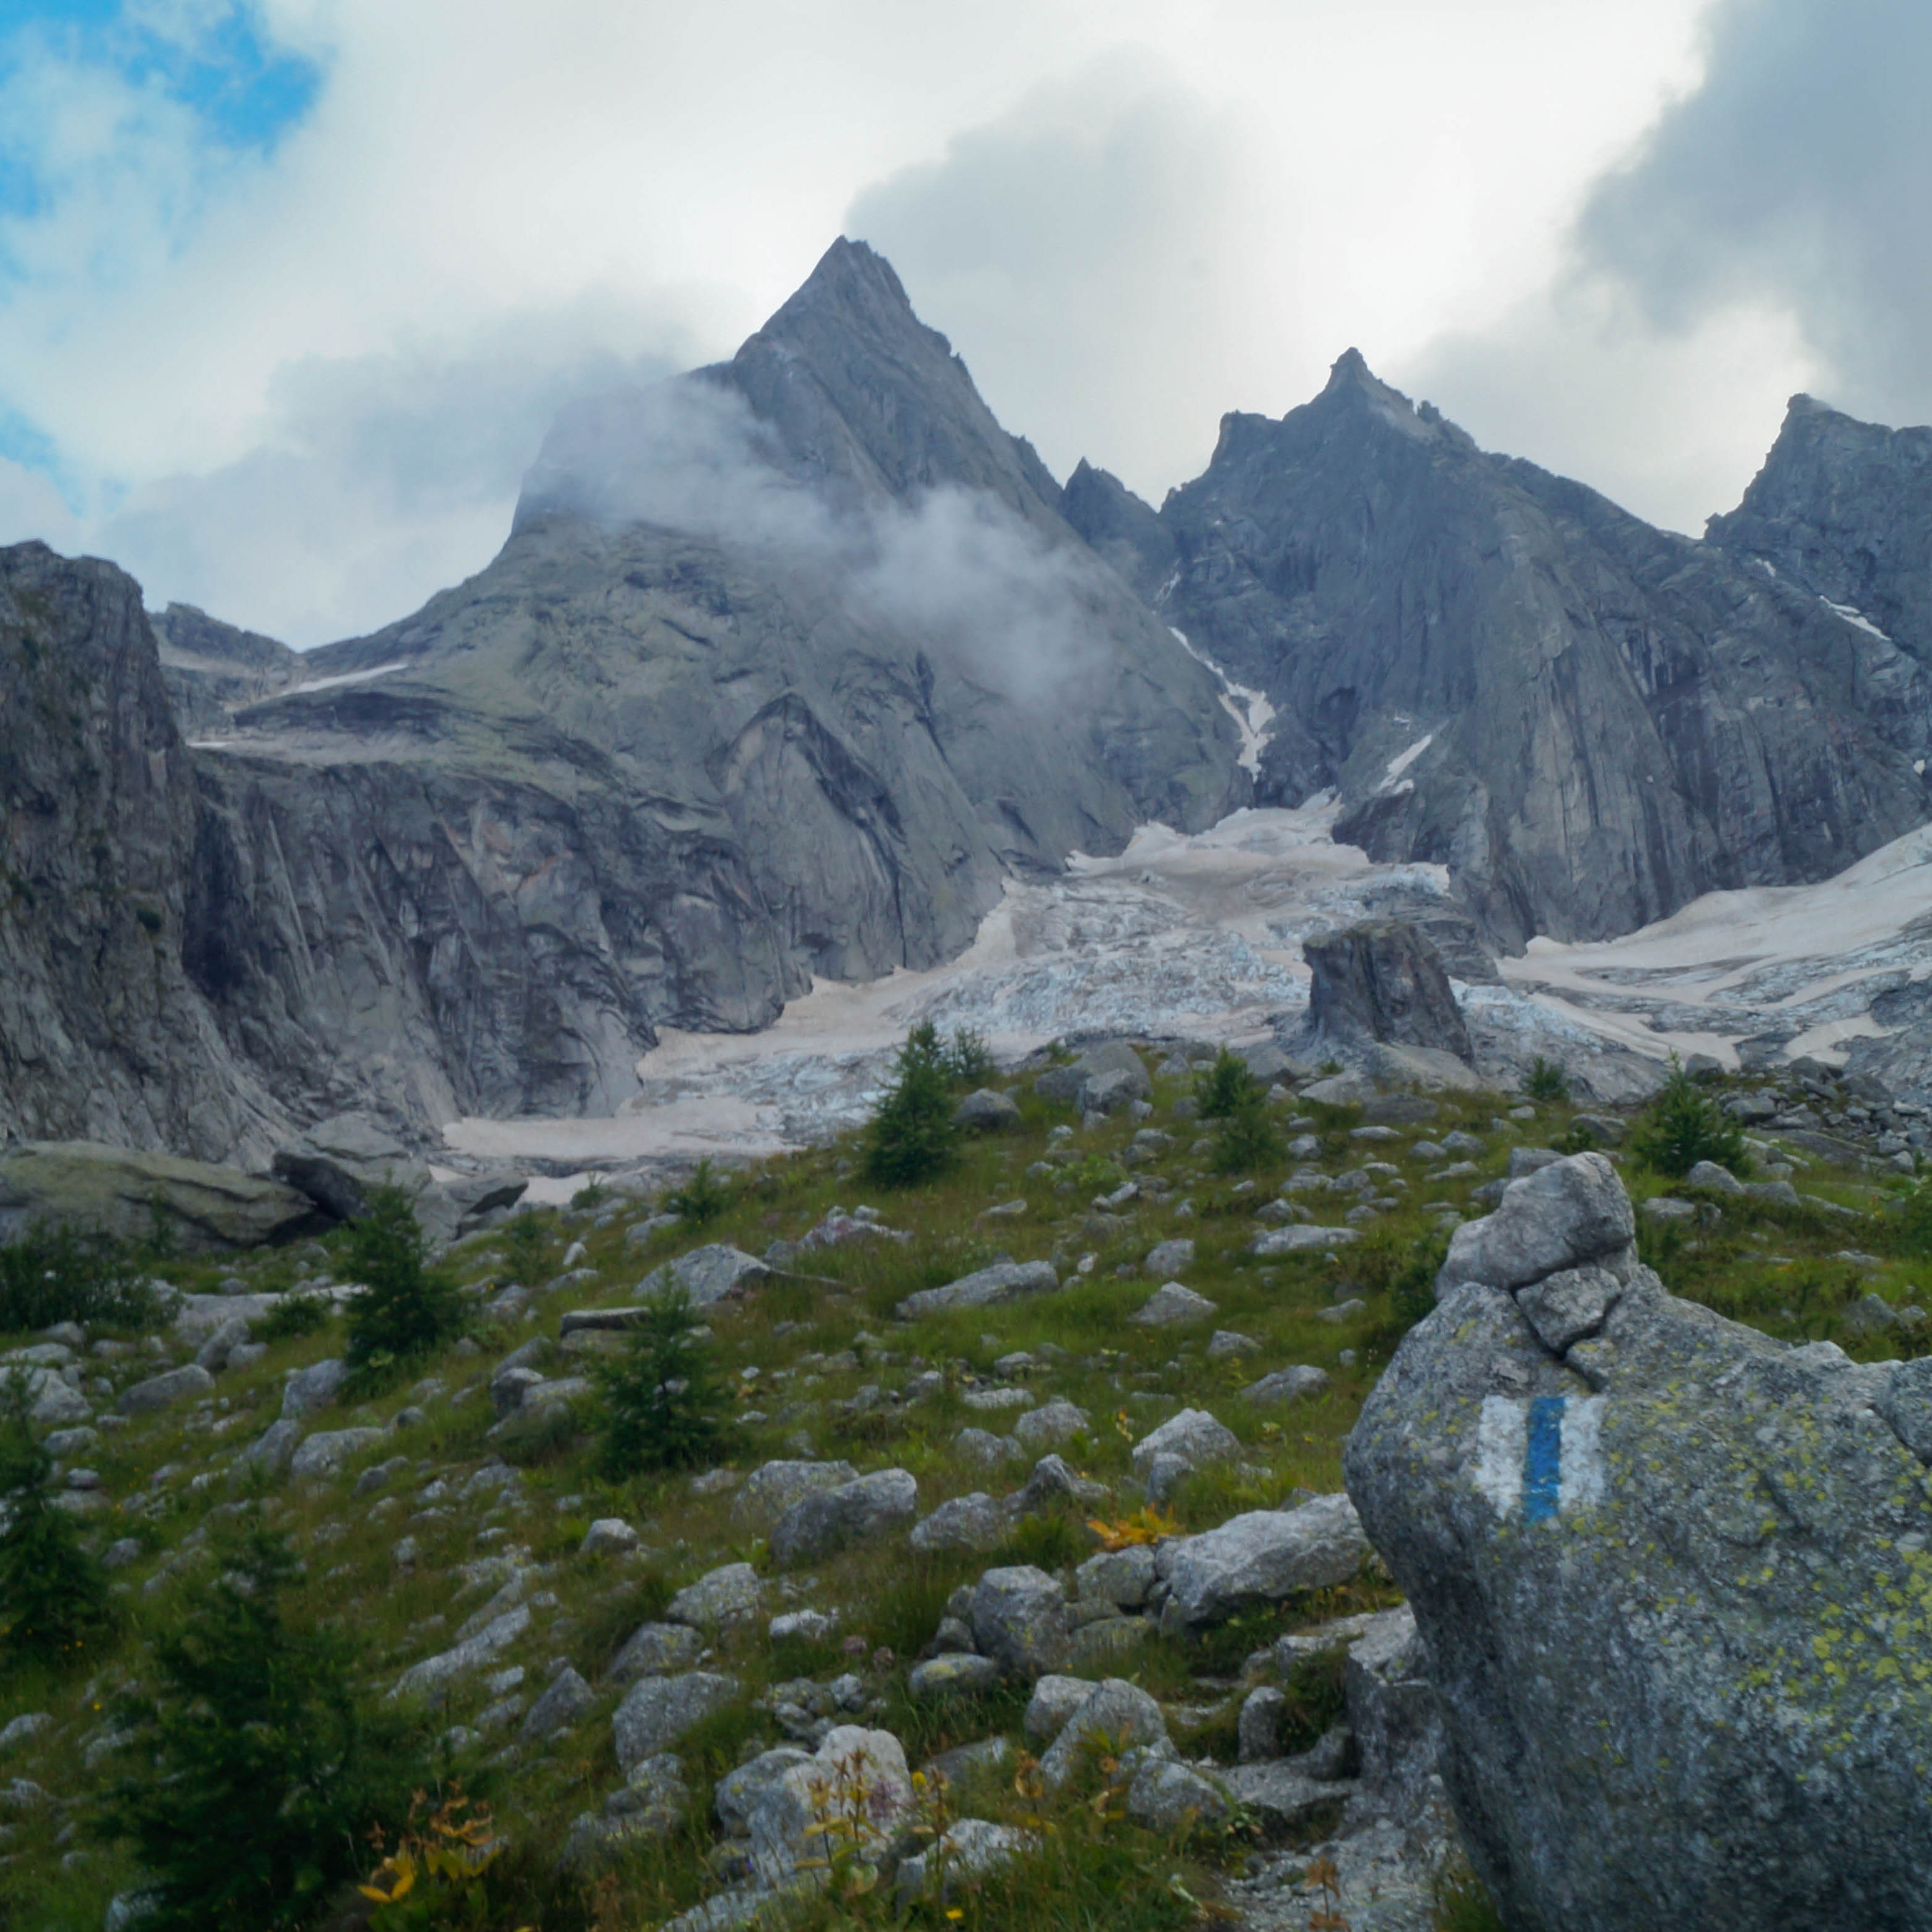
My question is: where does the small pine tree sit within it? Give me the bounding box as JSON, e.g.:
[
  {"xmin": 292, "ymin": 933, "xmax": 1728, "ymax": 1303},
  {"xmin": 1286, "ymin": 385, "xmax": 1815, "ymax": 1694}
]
[
  {"xmin": 665, "ymin": 1158, "xmax": 731, "ymax": 1225},
  {"xmin": 0, "ymin": 1373, "xmax": 113, "ymax": 1663},
  {"xmin": 594, "ymin": 1284, "xmax": 739, "ymax": 1479},
  {"xmin": 502, "ymin": 1208, "xmax": 551, "ymax": 1288},
  {"xmin": 94, "ymin": 1526, "xmax": 424, "ymax": 1932},
  {"xmin": 1523, "ymin": 1056, "xmax": 1571, "ymax": 1105},
  {"xmin": 861, "ymin": 1023, "xmax": 960, "ymax": 1187},
  {"xmin": 1213, "ymin": 1087, "xmax": 1284, "ymax": 1175},
  {"xmin": 1628, "ymin": 1058, "xmax": 1748, "ymax": 1180},
  {"xmin": 342, "ymin": 1185, "xmax": 466, "ymax": 1368},
  {"xmin": 1195, "ymin": 1049, "xmax": 1261, "ymax": 1120},
  {"xmin": 941, "ymin": 1027, "xmax": 996, "ymax": 1089}
]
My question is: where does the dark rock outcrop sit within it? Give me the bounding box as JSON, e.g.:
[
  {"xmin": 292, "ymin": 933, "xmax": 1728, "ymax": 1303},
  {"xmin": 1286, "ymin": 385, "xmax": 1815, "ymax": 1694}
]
[
  {"xmin": 0, "ymin": 544, "xmax": 288, "ymax": 1157},
  {"xmin": 1347, "ymin": 1151, "xmax": 1932, "ymax": 1930},
  {"xmin": 1303, "ymin": 921, "xmax": 1472, "ymax": 1062},
  {"xmin": 151, "ymin": 604, "xmax": 300, "ymax": 739},
  {"xmin": 1708, "ymin": 393, "xmax": 1932, "ymax": 659},
  {"xmin": 1067, "ymin": 352, "xmax": 1932, "ymax": 947}
]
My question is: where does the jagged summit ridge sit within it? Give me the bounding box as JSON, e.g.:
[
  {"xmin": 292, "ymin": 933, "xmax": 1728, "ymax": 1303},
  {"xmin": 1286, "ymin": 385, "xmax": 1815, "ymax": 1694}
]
[{"xmin": 1063, "ymin": 351, "xmax": 1932, "ymax": 947}]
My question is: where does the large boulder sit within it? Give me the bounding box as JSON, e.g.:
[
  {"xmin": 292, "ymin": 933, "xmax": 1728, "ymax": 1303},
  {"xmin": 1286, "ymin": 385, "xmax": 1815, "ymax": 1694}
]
[
  {"xmin": 0, "ymin": 1142, "xmax": 318, "ymax": 1250},
  {"xmin": 896, "ymin": 1260, "xmax": 1058, "ymax": 1320},
  {"xmin": 1160, "ymin": 1494, "xmax": 1371, "ymax": 1630},
  {"xmin": 1303, "ymin": 922, "xmax": 1472, "ymax": 1062},
  {"xmin": 612, "ymin": 1672, "xmax": 741, "ymax": 1777},
  {"xmin": 659, "ymin": 1245, "xmax": 768, "ymax": 1308},
  {"xmin": 1346, "ymin": 1148, "xmax": 1932, "ymax": 1931},
  {"xmin": 769, "ymin": 1469, "xmax": 917, "ymax": 1568},
  {"xmin": 730, "ymin": 1460, "xmax": 859, "ymax": 1531},
  {"xmin": 969, "ymin": 1565, "xmax": 1071, "ymax": 1677},
  {"xmin": 743, "ymin": 1726, "xmax": 913, "ymax": 1887},
  {"xmin": 1033, "ymin": 1042, "xmax": 1151, "ymax": 1113},
  {"xmin": 270, "ymin": 1113, "xmax": 427, "ymax": 1220}
]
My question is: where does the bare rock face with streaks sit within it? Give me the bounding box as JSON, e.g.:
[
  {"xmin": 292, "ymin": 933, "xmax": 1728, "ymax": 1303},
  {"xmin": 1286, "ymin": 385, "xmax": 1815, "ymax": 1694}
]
[
  {"xmin": 1068, "ymin": 352, "xmax": 1932, "ymax": 949},
  {"xmin": 1346, "ymin": 1151, "xmax": 1932, "ymax": 1931}
]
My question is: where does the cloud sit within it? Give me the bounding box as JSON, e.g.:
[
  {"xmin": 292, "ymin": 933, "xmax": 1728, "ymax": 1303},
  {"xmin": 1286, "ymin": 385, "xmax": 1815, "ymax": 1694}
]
[
  {"xmin": 845, "ymin": 59, "xmax": 1298, "ymax": 499},
  {"xmin": 0, "ymin": 0, "xmax": 1734, "ymax": 636},
  {"xmin": 1578, "ymin": 0, "xmax": 1932, "ymax": 429},
  {"xmin": 525, "ymin": 371, "xmax": 1115, "ymax": 701},
  {"xmin": 92, "ymin": 310, "xmax": 688, "ymax": 644}
]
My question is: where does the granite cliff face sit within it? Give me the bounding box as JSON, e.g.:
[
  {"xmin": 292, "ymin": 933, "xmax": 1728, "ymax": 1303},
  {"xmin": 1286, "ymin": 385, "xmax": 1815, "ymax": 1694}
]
[
  {"xmin": 0, "ymin": 545, "xmax": 286, "ymax": 1158},
  {"xmin": 1706, "ymin": 393, "xmax": 1932, "ymax": 657},
  {"xmin": 1067, "ymin": 353, "xmax": 1932, "ymax": 947}
]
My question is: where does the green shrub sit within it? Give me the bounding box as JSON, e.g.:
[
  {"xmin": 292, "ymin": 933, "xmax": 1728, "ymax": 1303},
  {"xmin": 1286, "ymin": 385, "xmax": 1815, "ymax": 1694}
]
[
  {"xmin": 941, "ymin": 1026, "xmax": 996, "ymax": 1088},
  {"xmin": 665, "ymin": 1158, "xmax": 731, "ymax": 1226},
  {"xmin": 0, "ymin": 1225, "xmax": 169, "ymax": 1335},
  {"xmin": 0, "ymin": 1373, "xmax": 114, "ymax": 1662},
  {"xmin": 1193, "ymin": 1048, "xmax": 1259, "ymax": 1120},
  {"xmin": 594, "ymin": 1284, "xmax": 740, "ymax": 1478},
  {"xmin": 1522, "ymin": 1056, "xmax": 1570, "ymax": 1105},
  {"xmin": 1432, "ymin": 1850, "xmax": 1509, "ymax": 1931},
  {"xmin": 1628, "ymin": 1060, "xmax": 1748, "ymax": 1180},
  {"xmin": 1212, "ymin": 1087, "xmax": 1283, "ymax": 1175},
  {"xmin": 258, "ymin": 1291, "xmax": 332, "ymax": 1342},
  {"xmin": 94, "ymin": 1526, "xmax": 426, "ymax": 1932},
  {"xmin": 1061, "ymin": 1154, "xmax": 1127, "ymax": 1195},
  {"xmin": 342, "ymin": 1186, "xmax": 467, "ymax": 1369},
  {"xmin": 861, "ymin": 1023, "xmax": 960, "ymax": 1188},
  {"xmin": 501, "ymin": 1209, "xmax": 552, "ymax": 1286}
]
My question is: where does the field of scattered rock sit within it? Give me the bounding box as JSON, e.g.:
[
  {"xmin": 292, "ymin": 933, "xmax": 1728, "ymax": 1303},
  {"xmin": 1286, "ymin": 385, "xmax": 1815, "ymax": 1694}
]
[{"xmin": 1, "ymin": 1043, "xmax": 1925, "ymax": 1932}]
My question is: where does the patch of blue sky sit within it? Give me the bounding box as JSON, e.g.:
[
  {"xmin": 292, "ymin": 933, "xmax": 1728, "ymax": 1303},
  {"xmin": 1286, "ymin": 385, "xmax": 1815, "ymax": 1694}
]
[
  {"xmin": 0, "ymin": 3, "xmax": 324, "ymax": 220},
  {"xmin": 0, "ymin": 402, "xmax": 86, "ymax": 511}
]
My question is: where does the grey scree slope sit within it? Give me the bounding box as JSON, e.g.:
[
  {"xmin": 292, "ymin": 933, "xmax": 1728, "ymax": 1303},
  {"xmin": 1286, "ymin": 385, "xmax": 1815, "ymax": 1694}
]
[{"xmin": 1345, "ymin": 1150, "xmax": 1932, "ymax": 1931}]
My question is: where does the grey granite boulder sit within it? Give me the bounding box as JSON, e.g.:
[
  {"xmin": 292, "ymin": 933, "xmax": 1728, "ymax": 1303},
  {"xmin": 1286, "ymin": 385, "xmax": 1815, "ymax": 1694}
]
[
  {"xmin": 0, "ymin": 1141, "xmax": 317, "ymax": 1250},
  {"xmin": 1436, "ymin": 1151, "xmax": 1635, "ymax": 1297},
  {"xmin": 666, "ymin": 1563, "xmax": 763, "ymax": 1633},
  {"xmin": 1242, "ymin": 1365, "xmax": 1330, "ymax": 1406},
  {"xmin": 281, "ymin": 1358, "xmax": 346, "ymax": 1418},
  {"xmin": 1162, "ymin": 1494, "xmax": 1371, "ymax": 1629},
  {"xmin": 659, "ymin": 1245, "xmax": 768, "ymax": 1308},
  {"xmin": 896, "ymin": 1260, "xmax": 1058, "ymax": 1320},
  {"xmin": 1131, "ymin": 1283, "xmax": 1217, "ymax": 1327},
  {"xmin": 118, "ymin": 1364, "xmax": 214, "ymax": 1416},
  {"xmin": 908, "ymin": 1493, "xmax": 1006, "ymax": 1554},
  {"xmin": 392, "ymin": 1604, "xmax": 532, "ymax": 1701},
  {"xmin": 1038, "ymin": 1678, "xmax": 1167, "ymax": 1789},
  {"xmin": 607, "ymin": 1621, "xmax": 706, "ymax": 1687},
  {"xmin": 970, "ymin": 1565, "xmax": 1071, "ymax": 1677},
  {"xmin": 613, "ymin": 1672, "xmax": 741, "ymax": 1777},
  {"xmin": 1303, "ymin": 921, "xmax": 1472, "ymax": 1063},
  {"xmin": 1130, "ymin": 1408, "xmax": 1239, "ymax": 1483},
  {"xmin": 1144, "ymin": 1237, "xmax": 1196, "ymax": 1276},
  {"xmin": 730, "ymin": 1459, "xmax": 858, "ymax": 1531},
  {"xmin": 744, "ymin": 1725, "xmax": 912, "ymax": 1887},
  {"xmin": 769, "ymin": 1469, "xmax": 916, "ymax": 1567},
  {"xmin": 289, "ymin": 1426, "xmax": 383, "ymax": 1480},
  {"xmin": 907, "ymin": 1653, "xmax": 1002, "ymax": 1697},
  {"xmin": 1346, "ymin": 1145, "xmax": 1932, "ymax": 1930},
  {"xmin": 521, "ymin": 1666, "xmax": 597, "ymax": 1742},
  {"xmin": 954, "ymin": 1088, "xmax": 1022, "ymax": 1132},
  {"xmin": 1010, "ymin": 1399, "xmax": 1089, "ymax": 1452}
]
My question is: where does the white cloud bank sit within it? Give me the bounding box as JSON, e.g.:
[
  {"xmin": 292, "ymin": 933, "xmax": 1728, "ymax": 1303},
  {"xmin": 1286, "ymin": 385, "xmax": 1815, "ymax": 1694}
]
[{"xmin": 7, "ymin": 0, "xmax": 1931, "ymax": 640}]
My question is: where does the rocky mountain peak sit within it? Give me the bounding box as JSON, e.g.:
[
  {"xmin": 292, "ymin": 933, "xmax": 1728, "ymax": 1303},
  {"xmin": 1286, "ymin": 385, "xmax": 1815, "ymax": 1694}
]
[{"xmin": 1707, "ymin": 387, "xmax": 1932, "ymax": 655}]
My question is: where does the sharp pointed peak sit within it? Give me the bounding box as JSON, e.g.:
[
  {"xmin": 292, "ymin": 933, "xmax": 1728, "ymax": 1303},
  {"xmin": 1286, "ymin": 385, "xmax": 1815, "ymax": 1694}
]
[{"xmin": 1325, "ymin": 346, "xmax": 1376, "ymax": 390}]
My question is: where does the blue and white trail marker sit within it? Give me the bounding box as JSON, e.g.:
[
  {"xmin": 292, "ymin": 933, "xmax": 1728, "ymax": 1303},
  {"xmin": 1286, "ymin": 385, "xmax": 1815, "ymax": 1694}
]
[{"xmin": 1475, "ymin": 1394, "xmax": 1605, "ymax": 1522}]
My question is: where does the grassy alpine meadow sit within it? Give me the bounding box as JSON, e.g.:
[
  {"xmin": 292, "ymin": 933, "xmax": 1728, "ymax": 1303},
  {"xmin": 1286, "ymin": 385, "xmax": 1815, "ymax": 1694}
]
[{"xmin": 0, "ymin": 1043, "xmax": 1922, "ymax": 1932}]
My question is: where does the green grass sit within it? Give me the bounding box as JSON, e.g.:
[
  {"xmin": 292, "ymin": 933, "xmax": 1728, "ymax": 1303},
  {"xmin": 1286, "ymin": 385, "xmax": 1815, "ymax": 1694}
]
[{"xmin": 0, "ymin": 1056, "xmax": 1913, "ymax": 1931}]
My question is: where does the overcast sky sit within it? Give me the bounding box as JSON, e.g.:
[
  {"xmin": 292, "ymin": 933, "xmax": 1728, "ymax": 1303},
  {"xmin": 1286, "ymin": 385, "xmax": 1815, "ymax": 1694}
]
[{"xmin": 0, "ymin": 0, "xmax": 1918, "ymax": 646}]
